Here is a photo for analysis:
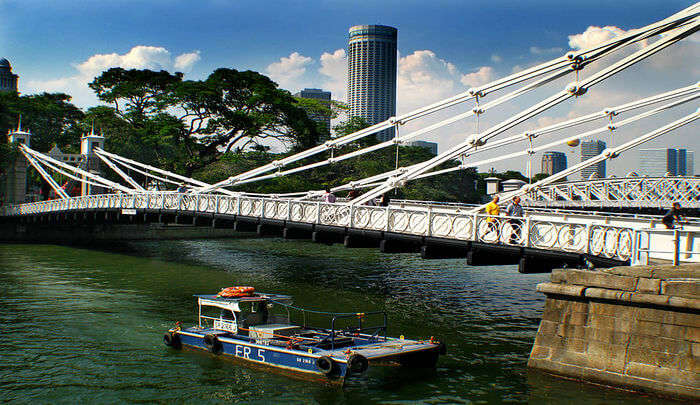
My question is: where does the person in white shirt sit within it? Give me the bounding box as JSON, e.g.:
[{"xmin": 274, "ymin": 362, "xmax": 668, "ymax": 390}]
[{"xmin": 506, "ymin": 196, "xmax": 524, "ymax": 244}]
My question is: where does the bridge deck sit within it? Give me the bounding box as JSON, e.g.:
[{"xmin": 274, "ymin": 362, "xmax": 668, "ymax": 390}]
[{"xmin": 3, "ymin": 192, "xmax": 698, "ymax": 266}]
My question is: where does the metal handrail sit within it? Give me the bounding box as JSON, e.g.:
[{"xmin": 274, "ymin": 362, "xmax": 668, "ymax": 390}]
[
  {"xmin": 330, "ymin": 312, "xmax": 388, "ymax": 350},
  {"xmin": 2, "ymin": 192, "xmax": 684, "ymax": 263},
  {"xmin": 633, "ymin": 226, "xmax": 699, "ymax": 266}
]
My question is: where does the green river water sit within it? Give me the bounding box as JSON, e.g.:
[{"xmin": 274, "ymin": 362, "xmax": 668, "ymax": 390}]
[{"xmin": 0, "ymin": 238, "xmax": 678, "ymax": 404}]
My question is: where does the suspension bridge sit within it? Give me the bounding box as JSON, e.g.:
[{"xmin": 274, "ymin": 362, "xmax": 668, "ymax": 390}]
[{"xmin": 2, "ymin": 4, "xmax": 700, "ymax": 272}]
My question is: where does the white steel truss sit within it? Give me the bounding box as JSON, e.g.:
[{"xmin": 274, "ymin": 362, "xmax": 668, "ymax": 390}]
[
  {"xmin": 523, "ymin": 177, "xmax": 700, "ymax": 209},
  {"xmin": 192, "ymin": 4, "xmax": 699, "ymax": 195}
]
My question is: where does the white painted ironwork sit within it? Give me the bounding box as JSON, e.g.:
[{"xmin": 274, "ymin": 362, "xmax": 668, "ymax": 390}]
[
  {"xmin": 93, "ymin": 148, "xmax": 238, "ymax": 196},
  {"xmin": 523, "ymin": 176, "xmax": 700, "ymax": 209},
  {"xmin": 21, "ymin": 150, "xmax": 70, "ymax": 199},
  {"xmin": 20, "ymin": 144, "xmax": 135, "ymax": 194},
  {"xmin": 1, "ymin": 192, "xmax": 672, "ymax": 263},
  {"xmin": 633, "ymin": 227, "xmax": 700, "ymax": 265},
  {"xmin": 191, "ymin": 4, "xmax": 699, "ymax": 196},
  {"xmin": 352, "ymin": 18, "xmax": 700, "ymax": 205}
]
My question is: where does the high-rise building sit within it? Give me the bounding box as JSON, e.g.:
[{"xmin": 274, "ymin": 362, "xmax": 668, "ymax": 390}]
[
  {"xmin": 639, "ymin": 148, "xmax": 694, "ymax": 176},
  {"xmin": 639, "ymin": 149, "xmax": 667, "ymax": 176},
  {"xmin": 541, "ymin": 151, "xmax": 567, "ymax": 175},
  {"xmin": 0, "ymin": 58, "xmax": 19, "ymax": 92},
  {"xmin": 294, "ymin": 88, "xmax": 332, "ymax": 137},
  {"xmin": 677, "ymin": 149, "xmax": 687, "ymax": 176},
  {"xmin": 347, "ymin": 25, "xmax": 397, "ymax": 142},
  {"xmin": 580, "ymin": 140, "xmax": 606, "ymax": 180}
]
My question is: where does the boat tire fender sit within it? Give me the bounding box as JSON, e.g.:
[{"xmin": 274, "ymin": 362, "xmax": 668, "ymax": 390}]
[
  {"xmin": 204, "ymin": 334, "xmax": 223, "ymax": 355},
  {"xmin": 163, "ymin": 332, "xmax": 182, "ymax": 349},
  {"xmin": 347, "ymin": 354, "xmax": 368, "ymax": 374},
  {"xmin": 315, "ymin": 355, "xmax": 336, "ymax": 375}
]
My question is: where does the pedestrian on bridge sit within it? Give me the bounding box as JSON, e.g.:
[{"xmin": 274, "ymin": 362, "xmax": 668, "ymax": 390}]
[
  {"xmin": 662, "ymin": 202, "xmax": 684, "ymax": 229},
  {"xmin": 506, "ymin": 196, "xmax": 523, "ymax": 244},
  {"xmin": 379, "ymin": 194, "xmax": 390, "ymax": 207},
  {"xmin": 323, "ymin": 188, "xmax": 336, "ymax": 203},
  {"xmin": 485, "ymin": 195, "xmax": 500, "ymax": 237}
]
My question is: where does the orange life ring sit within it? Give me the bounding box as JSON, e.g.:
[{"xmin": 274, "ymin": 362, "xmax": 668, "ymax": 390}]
[{"xmin": 217, "ymin": 286, "xmax": 255, "ymax": 297}]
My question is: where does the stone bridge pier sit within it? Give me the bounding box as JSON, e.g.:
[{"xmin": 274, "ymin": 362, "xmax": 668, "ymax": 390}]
[{"xmin": 529, "ymin": 264, "xmax": 699, "ymax": 399}]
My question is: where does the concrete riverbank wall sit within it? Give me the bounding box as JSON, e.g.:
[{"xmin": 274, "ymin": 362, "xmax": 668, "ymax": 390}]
[{"xmin": 529, "ymin": 264, "xmax": 699, "ymax": 399}]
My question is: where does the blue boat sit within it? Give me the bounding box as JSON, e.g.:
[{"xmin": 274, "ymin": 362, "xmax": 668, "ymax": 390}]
[{"xmin": 163, "ymin": 289, "xmax": 445, "ymax": 382}]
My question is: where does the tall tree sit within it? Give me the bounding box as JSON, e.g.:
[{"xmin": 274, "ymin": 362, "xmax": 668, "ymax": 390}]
[
  {"xmin": 89, "ymin": 68, "xmax": 183, "ymax": 124},
  {"xmin": 89, "ymin": 67, "xmax": 321, "ymax": 175},
  {"xmin": 0, "ymin": 91, "xmax": 84, "ymax": 153}
]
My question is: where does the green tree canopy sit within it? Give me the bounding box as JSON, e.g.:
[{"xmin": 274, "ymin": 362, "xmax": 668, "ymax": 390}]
[
  {"xmin": 0, "ymin": 91, "xmax": 84, "ymax": 153},
  {"xmin": 88, "ymin": 67, "xmax": 321, "ymax": 175}
]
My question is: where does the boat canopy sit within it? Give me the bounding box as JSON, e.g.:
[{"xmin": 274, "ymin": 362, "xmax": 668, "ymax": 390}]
[{"xmin": 195, "ymin": 293, "xmax": 293, "ymax": 312}]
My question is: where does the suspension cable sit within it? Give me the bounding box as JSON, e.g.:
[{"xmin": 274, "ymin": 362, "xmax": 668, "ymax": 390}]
[
  {"xmin": 21, "ymin": 150, "xmax": 70, "ymax": 199},
  {"xmin": 329, "ymin": 84, "xmax": 699, "ymax": 193},
  {"xmin": 191, "ymin": 6, "xmax": 699, "ymax": 195},
  {"xmin": 350, "ymin": 18, "xmax": 699, "ymax": 205}
]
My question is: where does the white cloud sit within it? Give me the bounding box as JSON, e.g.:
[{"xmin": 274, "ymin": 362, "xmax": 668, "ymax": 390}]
[
  {"xmin": 23, "ymin": 45, "xmax": 202, "ymax": 107},
  {"xmin": 568, "ymin": 26, "xmax": 626, "ymax": 50},
  {"xmin": 529, "ymin": 46, "xmax": 563, "ymax": 55},
  {"xmin": 265, "ymin": 52, "xmax": 313, "ymax": 91},
  {"xmin": 398, "ymin": 50, "xmax": 467, "ymax": 112},
  {"xmin": 174, "ymin": 51, "xmax": 201, "ymax": 72},
  {"xmin": 490, "ymin": 54, "xmax": 502, "ymax": 63},
  {"xmin": 460, "ymin": 66, "xmax": 496, "ymax": 88},
  {"xmin": 76, "ymin": 46, "xmax": 172, "ymax": 77},
  {"xmin": 319, "ymin": 49, "xmax": 347, "ymax": 101}
]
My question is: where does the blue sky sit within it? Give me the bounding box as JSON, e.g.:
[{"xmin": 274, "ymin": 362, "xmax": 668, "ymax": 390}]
[
  {"xmin": 1, "ymin": 0, "xmax": 698, "ymax": 175},
  {"xmin": 2, "ymin": 1, "xmax": 689, "ymax": 82}
]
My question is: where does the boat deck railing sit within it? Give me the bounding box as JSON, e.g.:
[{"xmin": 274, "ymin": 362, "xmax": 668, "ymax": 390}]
[{"xmin": 329, "ymin": 312, "xmax": 388, "ymax": 350}]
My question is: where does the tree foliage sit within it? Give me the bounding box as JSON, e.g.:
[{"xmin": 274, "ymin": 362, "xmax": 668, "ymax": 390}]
[
  {"xmin": 2, "ymin": 65, "xmax": 500, "ymax": 204},
  {"xmin": 89, "ymin": 67, "xmax": 321, "ymax": 175},
  {"xmin": 0, "ymin": 91, "xmax": 84, "ymax": 153}
]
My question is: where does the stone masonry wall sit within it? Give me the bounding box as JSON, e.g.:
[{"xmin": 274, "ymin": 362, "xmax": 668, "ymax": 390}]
[{"xmin": 528, "ymin": 264, "xmax": 699, "ymax": 399}]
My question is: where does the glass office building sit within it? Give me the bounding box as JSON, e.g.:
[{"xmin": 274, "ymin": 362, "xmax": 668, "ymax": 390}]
[
  {"xmin": 580, "ymin": 140, "xmax": 607, "ymax": 180},
  {"xmin": 541, "ymin": 151, "xmax": 567, "ymax": 175},
  {"xmin": 639, "ymin": 148, "xmax": 693, "ymax": 176}
]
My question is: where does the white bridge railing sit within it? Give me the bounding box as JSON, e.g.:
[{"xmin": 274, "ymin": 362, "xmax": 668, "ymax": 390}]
[
  {"xmin": 523, "ymin": 176, "xmax": 700, "ymax": 209},
  {"xmin": 1, "ymin": 192, "xmax": 647, "ymax": 262}
]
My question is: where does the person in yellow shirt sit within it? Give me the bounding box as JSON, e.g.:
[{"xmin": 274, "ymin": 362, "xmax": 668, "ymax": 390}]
[
  {"xmin": 485, "ymin": 195, "xmax": 500, "ymax": 222},
  {"xmin": 484, "ymin": 195, "xmax": 500, "ymax": 238}
]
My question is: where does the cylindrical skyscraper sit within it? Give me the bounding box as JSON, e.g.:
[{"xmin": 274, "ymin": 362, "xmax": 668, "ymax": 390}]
[{"xmin": 347, "ymin": 25, "xmax": 397, "ymax": 142}]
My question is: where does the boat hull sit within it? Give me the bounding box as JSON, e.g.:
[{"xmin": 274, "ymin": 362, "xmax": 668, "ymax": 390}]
[{"xmin": 173, "ymin": 329, "xmax": 349, "ymax": 380}]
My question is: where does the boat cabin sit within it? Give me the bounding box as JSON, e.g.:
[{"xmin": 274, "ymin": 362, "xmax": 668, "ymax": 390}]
[{"xmin": 196, "ymin": 293, "xmax": 294, "ymax": 337}]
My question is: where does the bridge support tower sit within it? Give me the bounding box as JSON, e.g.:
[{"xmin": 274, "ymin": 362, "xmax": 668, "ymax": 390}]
[
  {"xmin": 3, "ymin": 123, "xmax": 31, "ymax": 204},
  {"xmin": 80, "ymin": 129, "xmax": 105, "ymax": 196}
]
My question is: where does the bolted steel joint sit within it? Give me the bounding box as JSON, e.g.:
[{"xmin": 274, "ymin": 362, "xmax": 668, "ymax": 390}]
[
  {"xmin": 566, "ymin": 83, "xmax": 588, "ymax": 96},
  {"xmin": 468, "ymin": 88, "xmax": 484, "ymax": 98}
]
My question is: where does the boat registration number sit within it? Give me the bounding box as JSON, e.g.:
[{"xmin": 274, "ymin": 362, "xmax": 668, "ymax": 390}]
[
  {"xmin": 233, "ymin": 344, "xmax": 266, "ymax": 363},
  {"xmin": 213, "ymin": 319, "xmax": 237, "ymax": 334}
]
